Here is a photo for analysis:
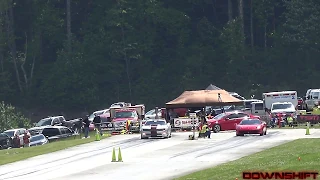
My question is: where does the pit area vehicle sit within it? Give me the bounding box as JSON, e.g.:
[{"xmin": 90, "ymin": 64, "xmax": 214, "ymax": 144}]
[
  {"xmin": 145, "ymin": 109, "xmax": 163, "ymax": 119},
  {"xmin": 263, "ymin": 91, "xmax": 298, "ymax": 111},
  {"xmin": 236, "ymin": 119, "xmax": 267, "ymax": 136},
  {"xmin": 297, "ymin": 97, "xmax": 303, "ymax": 110},
  {"xmin": 205, "ymin": 99, "xmax": 262, "ymax": 117},
  {"xmin": 30, "ymin": 116, "xmax": 82, "ymax": 134},
  {"xmin": 3, "ymin": 128, "xmax": 30, "ymax": 147},
  {"xmin": 88, "ymin": 109, "xmax": 110, "ymax": 131},
  {"xmin": 41, "ymin": 126, "xmax": 75, "ymax": 142},
  {"xmin": 229, "ymin": 92, "xmax": 246, "ymax": 100},
  {"xmin": 250, "ymin": 91, "xmax": 298, "ymax": 126},
  {"xmin": 29, "ymin": 134, "xmax": 49, "ymax": 147},
  {"xmin": 110, "ymin": 102, "xmax": 132, "ymax": 108},
  {"xmin": 0, "ymin": 133, "xmax": 12, "ymax": 149},
  {"xmin": 250, "ymin": 101, "xmax": 271, "ymax": 124},
  {"xmin": 304, "ymin": 89, "xmax": 320, "ymax": 111},
  {"xmin": 106, "ymin": 104, "xmax": 145, "ymax": 133},
  {"xmin": 140, "ymin": 119, "xmax": 172, "ymax": 139},
  {"xmin": 207, "ymin": 111, "xmax": 260, "ymax": 133},
  {"xmin": 270, "ymin": 102, "xmax": 297, "ymax": 117}
]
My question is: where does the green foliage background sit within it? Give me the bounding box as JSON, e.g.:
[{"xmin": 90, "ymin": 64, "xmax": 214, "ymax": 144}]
[
  {"xmin": 0, "ymin": 0, "xmax": 318, "ymax": 112},
  {"xmin": 0, "ymin": 102, "xmax": 31, "ymax": 132}
]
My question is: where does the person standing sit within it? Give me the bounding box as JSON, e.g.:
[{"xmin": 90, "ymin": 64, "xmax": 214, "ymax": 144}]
[
  {"xmin": 204, "ymin": 123, "xmax": 211, "ymax": 139},
  {"xmin": 198, "ymin": 123, "xmax": 207, "ymax": 138},
  {"xmin": 13, "ymin": 134, "xmax": 20, "ymax": 148},
  {"xmin": 200, "ymin": 110, "xmax": 207, "ymax": 124},
  {"xmin": 287, "ymin": 115, "xmax": 294, "ymax": 128},
  {"xmin": 23, "ymin": 132, "xmax": 30, "ymax": 147},
  {"xmin": 93, "ymin": 115, "xmax": 103, "ymax": 136},
  {"xmin": 83, "ymin": 116, "xmax": 90, "ymax": 138}
]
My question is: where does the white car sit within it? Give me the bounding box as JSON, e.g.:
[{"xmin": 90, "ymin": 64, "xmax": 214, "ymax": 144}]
[
  {"xmin": 145, "ymin": 109, "xmax": 162, "ymax": 119},
  {"xmin": 3, "ymin": 128, "xmax": 30, "ymax": 146},
  {"xmin": 141, "ymin": 119, "xmax": 171, "ymax": 139}
]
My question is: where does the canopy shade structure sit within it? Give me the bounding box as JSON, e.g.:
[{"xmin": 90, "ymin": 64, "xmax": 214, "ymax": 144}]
[
  {"xmin": 165, "ymin": 90, "xmax": 243, "ymax": 108},
  {"xmin": 205, "ymin": 84, "xmax": 222, "ymax": 90}
]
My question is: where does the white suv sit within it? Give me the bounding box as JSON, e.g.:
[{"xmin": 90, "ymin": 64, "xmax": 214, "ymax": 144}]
[{"xmin": 305, "ymin": 89, "xmax": 320, "ymax": 111}]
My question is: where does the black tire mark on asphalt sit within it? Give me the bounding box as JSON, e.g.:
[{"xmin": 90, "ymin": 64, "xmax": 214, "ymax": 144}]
[
  {"xmin": 169, "ymin": 138, "xmax": 250, "ymax": 159},
  {"xmin": 169, "ymin": 131, "xmax": 281, "ymax": 159},
  {"xmin": 192, "ymin": 131, "xmax": 282, "ymax": 158},
  {"xmin": 195, "ymin": 139, "xmax": 258, "ymax": 158},
  {"xmin": 0, "ymin": 137, "xmax": 137, "ymax": 175},
  {"xmin": 0, "ymin": 136, "xmax": 160, "ymax": 179}
]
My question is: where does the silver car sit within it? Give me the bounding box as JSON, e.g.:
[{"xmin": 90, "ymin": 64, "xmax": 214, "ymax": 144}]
[
  {"xmin": 141, "ymin": 119, "xmax": 171, "ymax": 139},
  {"xmin": 29, "ymin": 134, "xmax": 49, "ymax": 146}
]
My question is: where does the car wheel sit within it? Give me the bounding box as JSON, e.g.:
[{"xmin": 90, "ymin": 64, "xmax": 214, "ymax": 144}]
[
  {"xmin": 73, "ymin": 127, "xmax": 79, "ymax": 134},
  {"xmin": 213, "ymin": 124, "xmax": 221, "ymax": 133},
  {"xmin": 140, "ymin": 135, "xmax": 147, "ymax": 139}
]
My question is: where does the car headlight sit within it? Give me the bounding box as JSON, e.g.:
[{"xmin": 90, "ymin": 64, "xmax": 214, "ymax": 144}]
[{"xmin": 256, "ymin": 125, "xmax": 261, "ymax": 129}]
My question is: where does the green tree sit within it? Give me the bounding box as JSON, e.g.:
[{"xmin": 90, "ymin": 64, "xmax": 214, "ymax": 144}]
[{"xmin": 0, "ymin": 101, "xmax": 31, "ymax": 132}]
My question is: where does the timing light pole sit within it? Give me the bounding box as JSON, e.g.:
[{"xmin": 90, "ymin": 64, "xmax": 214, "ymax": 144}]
[
  {"xmin": 155, "ymin": 107, "xmax": 159, "ymax": 119},
  {"xmin": 218, "ymin": 93, "xmax": 223, "ymax": 112}
]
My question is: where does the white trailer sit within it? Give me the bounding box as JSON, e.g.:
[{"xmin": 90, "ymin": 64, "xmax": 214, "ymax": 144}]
[{"xmin": 263, "ymin": 91, "xmax": 298, "ymax": 110}]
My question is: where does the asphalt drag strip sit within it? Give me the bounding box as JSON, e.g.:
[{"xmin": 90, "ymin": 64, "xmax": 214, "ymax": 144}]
[
  {"xmin": 46, "ymin": 130, "xmax": 294, "ymax": 180},
  {"xmin": 2, "ymin": 129, "xmax": 320, "ymax": 180},
  {"xmin": 0, "ymin": 134, "xmax": 157, "ymax": 180}
]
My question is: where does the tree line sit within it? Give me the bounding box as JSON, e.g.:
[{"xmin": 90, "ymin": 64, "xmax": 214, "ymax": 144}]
[{"xmin": 0, "ymin": 0, "xmax": 319, "ymax": 113}]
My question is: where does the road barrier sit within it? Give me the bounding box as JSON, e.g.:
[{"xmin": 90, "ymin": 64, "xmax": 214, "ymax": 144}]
[
  {"xmin": 111, "ymin": 147, "xmax": 116, "ymax": 162},
  {"xmin": 95, "ymin": 129, "xmax": 101, "ymax": 141},
  {"xmin": 118, "ymin": 147, "xmax": 123, "ymax": 162},
  {"xmin": 306, "ymin": 122, "xmax": 310, "ymax": 135},
  {"xmin": 111, "ymin": 147, "xmax": 123, "ymax": 162}
]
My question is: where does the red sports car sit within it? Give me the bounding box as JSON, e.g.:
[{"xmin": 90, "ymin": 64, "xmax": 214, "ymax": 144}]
[
  {"xmin": 207, "ymin": 111, "xmax": 260, "ymax": 133},
  {"xmin": 236, "ymin": 119, "xmax": 267, "ymax": 136}
]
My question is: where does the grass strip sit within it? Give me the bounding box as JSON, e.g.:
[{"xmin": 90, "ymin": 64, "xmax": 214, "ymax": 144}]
[
  {"xmin": 0, "ymin": 131, "xmax": 110, "ymax": 165},
  {"xmin": 175, "ymin": 138, "xmax": 320, "ymax": 180}
]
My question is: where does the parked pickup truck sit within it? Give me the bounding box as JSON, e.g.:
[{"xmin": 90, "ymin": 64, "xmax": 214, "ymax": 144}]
[
  {"xmin": 31, "ymin": 116, "xmax": 82, "ymax": 134},
  {"xmin": 41, "ymin": 126, "xmax": 75, "ymax": 142}
]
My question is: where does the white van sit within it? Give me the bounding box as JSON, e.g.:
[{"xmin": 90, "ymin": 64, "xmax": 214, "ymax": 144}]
[
  {"xmin": 263, "ymin": 91, "xmax": 298, "ymax": 110},
  {"xmin": 305, "ymin": 89, "xmax": 320, "ymax": 111}
]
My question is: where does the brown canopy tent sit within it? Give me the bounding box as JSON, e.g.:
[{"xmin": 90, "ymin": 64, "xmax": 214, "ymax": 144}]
[{"xmin": 165, "ymin": 90, "xmax": 243, "ymax": 108}]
